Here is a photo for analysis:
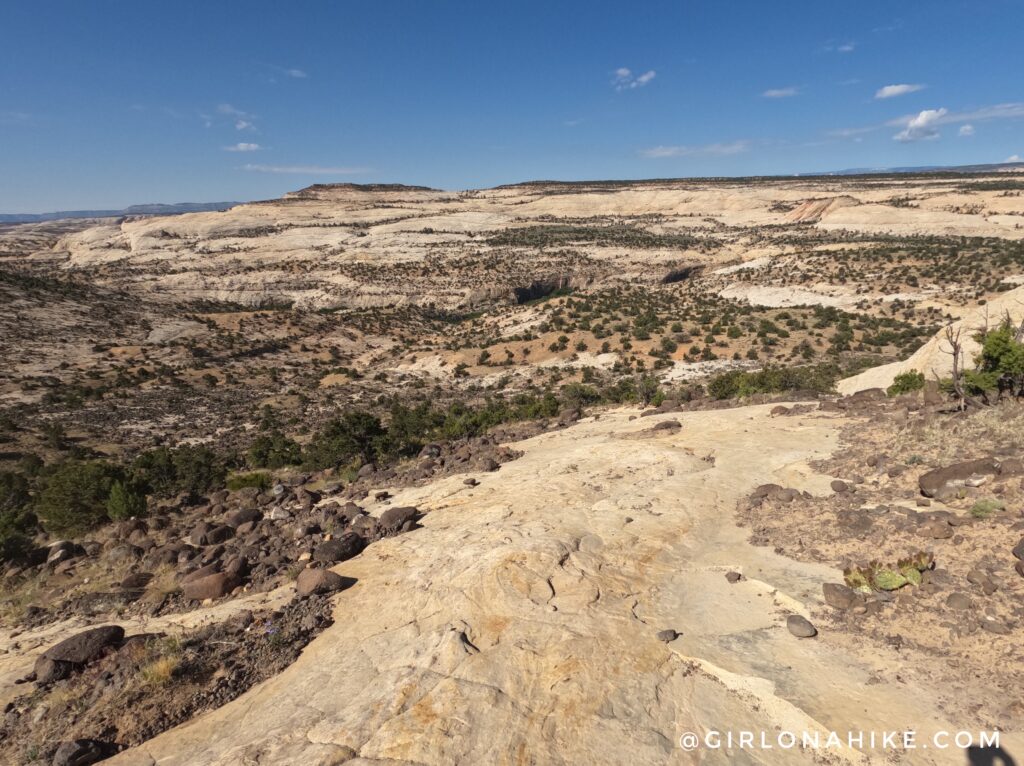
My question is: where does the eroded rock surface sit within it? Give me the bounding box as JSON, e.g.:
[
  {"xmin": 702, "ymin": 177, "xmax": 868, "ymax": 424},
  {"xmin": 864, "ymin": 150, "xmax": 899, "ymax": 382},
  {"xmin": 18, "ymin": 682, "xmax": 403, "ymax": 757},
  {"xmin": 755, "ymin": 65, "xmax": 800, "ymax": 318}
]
[{"xmin": 91, "ymin": 404, "xmax": 1018, "ymax": 765}]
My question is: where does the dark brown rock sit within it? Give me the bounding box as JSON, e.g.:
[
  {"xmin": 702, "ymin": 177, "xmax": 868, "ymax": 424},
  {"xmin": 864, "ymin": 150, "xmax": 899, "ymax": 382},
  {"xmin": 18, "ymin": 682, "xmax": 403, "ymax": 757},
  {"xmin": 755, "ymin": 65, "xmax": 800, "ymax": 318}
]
[
  {"xmin": 52, "ymin": 739, "xmax": 113, "ymax": 766},
  {"xmin": 43, "ymin": 625, "xmax": 124, "ymax": 665},
  {"xmin": 295, "ymin": 567, "xmax": 350, "ymax": 597},
  {"xmin": 822, "ymin": 583, "xmax": 858, "ymax": 610},
  {"xmin": 786, "ymin": 615, "xmax": 817, "ymax": 637},
  {"xmin": 182, "ymin": 572, "xmax": 239, "ymax": 601},
  {"xmin": 379, "ymin": 506, "xmax": 419, "ymax": 532},
  {"xmin": 919, "ymin": 458, "xmax": 1000, "ymax": 498},
  {"xmin": 313, "ymin": 533, "xmax": 364, "ymax": 563}
]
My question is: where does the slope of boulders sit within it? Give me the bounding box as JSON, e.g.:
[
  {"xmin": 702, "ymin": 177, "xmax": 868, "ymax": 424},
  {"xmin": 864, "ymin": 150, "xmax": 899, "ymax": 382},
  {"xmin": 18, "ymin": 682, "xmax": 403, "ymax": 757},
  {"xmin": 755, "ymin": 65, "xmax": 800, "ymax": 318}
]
[
  {"xmin": 1, "ymin": 595, "xmax": 334, "ymax": 765},
  {"xmin": 2, "ymin": 431, "xmax": 526, "ymax": 631}
]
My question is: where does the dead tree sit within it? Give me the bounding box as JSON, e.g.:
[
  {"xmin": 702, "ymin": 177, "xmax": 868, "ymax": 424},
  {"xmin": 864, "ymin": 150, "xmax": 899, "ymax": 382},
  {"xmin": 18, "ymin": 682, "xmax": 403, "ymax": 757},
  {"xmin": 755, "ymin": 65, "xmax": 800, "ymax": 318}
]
[{"xmin": 941, "ymin": 325, "xmax": 980, "ymax": 411}]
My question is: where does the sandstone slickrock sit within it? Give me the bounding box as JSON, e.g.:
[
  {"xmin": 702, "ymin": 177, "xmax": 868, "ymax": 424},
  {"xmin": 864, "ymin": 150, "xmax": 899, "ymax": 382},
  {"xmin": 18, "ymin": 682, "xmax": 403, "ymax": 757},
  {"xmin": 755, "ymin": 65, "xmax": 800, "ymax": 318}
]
[{"xmin": 87, "ymin": 404, "xmax": 1001, "ymax": 766}]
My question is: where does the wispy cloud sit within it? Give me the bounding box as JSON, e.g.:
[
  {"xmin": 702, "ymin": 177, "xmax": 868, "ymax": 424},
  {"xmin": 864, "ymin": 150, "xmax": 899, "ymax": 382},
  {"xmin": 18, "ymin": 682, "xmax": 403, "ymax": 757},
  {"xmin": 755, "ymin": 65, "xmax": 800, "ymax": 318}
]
[
  {"xmin": 888, "ymin": 102, "xmax": 1024, "ymax": 131},
  {"xmin": 225, "ymin": 142, "xmax": 261, "ymax": 152},
  {"xmin": 285, "ymin": 68, "xmax": 307, "ymax": 79},
  {"xmin": 640, "ymin": 140, "xmax": 750, "ymax": 158},
  {"xmin": 893, "ymin": 108, "xmax": 947, "ymax": 142},
  {"xmin": 875, "ymin": 83, "xmax": 925, "ymax": 99},
  {"xmin": 828, "ymin": 125, "xmax": 879, "ymax": 139},
  {"xmin": 762, "ymin": 87, "xmax": 799, "ymax": 98},
  {"xmin": 241, "ymin": 164, "xmax": 369, "ymax": 175},
  {"xmin": 0, "ymin": 110, "xmax": 30, "ymax": 125},
  {"xmin": 831, "ymin": 100, "xmax": 1024, "ymax": 144},
  {"xmin": 218, "ymin": 103, "xmax": 257, "ymax": 130},
  {"xmin": 837, "ymin": 42, "xmax": 856, "ymax": 53},
  {"xmin": 1008, "ymin": 154, "xmax": 1022, "ymax": 163},
  {"xmin": 612, "ymin": 68, "xmax": 656, "ymax": 91}
]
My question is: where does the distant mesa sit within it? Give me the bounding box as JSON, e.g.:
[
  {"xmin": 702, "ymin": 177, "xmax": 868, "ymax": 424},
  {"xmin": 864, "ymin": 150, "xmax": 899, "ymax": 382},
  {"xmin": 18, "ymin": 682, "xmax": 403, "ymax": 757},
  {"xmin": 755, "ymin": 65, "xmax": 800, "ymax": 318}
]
[
  {"xmin": 287, "ymin": 182, "xmax": 439, "ymax": 199},
  {"xmin": 0, "ymin": 201, "xmax": 238, "ymax": 224}
]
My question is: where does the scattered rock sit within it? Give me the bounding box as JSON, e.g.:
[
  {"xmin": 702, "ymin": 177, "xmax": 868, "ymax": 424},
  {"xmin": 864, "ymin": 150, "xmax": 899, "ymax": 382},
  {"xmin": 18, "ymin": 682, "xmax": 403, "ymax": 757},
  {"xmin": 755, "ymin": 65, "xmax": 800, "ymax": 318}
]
[
  {"xmin": 52, "ymin": 739, "xmax": 113, "ymax": 766},
  {"xmin": 786, "ymin": 615, "xmax": 817, "ymax": 638},
  {"xmin": 945, "ymin": 592, "xmax": 973, "ymax": 611},
  {"xmin": 182, "ymin": 572, "xmax": 239, "ymax": 601},
  {"xmin": 725, "ymin": 571, "xmax": 742, "ymax": 583},
  {"xmin": 655, "ymin": 629, "xmax": 679, "ymax": 642},
  {"xmin": 822, "ymin": 582, "xmax": 858, "ymax": 610},
  {"xmin": 42, "ymin": 625, "xmax": 124, "ymax": 666},
  {"xmin": 379, "ymin": 506, "xmax": 419, "ymax": 533},
  {"xmin": 919, "ymin": 458, "xmax": 999, "ymax": 498},
  {"xmin": 295, "ymin": 568, "xmax": 351, "ymax": 597},
  {"xmin": 313, "ymin": 533, "xmax": 364, "ymax": 563}
]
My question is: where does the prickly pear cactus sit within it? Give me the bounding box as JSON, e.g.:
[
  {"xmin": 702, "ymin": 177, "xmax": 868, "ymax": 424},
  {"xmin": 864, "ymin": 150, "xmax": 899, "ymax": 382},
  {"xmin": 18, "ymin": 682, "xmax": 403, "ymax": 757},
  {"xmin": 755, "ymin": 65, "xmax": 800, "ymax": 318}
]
[
  {"xmin": 843, "ymin": 552, "xmax": 934, "ymax": 593},
  {"xmin": 898, "ymin": 559, "xmax": 922, "ymax": 585},
  {"xmin": 872, "ymin": 567, "xmax": 909, "ymax": 590},
  {"xmin": 843, "ymin": 567, "xmax": 873, "ymax": 594}
]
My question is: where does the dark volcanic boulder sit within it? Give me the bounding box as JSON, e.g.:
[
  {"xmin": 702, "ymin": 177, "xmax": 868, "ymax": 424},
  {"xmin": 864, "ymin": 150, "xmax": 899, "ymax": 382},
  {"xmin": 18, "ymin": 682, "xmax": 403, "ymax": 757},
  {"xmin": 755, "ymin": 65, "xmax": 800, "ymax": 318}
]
[
  {"xmin": 43, "ymin": 625, "xmax": 125, "ymax": 665},
  {"xmin": 313, "ymin": 533, "xmax": 365, "ymax": 563},
  {"xmin": 918, "ymin": 458, "xmax": 999, "ymax": 498},
  {"xmin": 35, "ymin": 625, "xmax": 125, "ymax": 683},
  {"xmin": 120, "ymin": 572, "xmax": 153, "ymax": 590},
  {"xmin": 225, "ymin": 507, "xmax": 262, "ymax": 528},
  {"xmin": 295, "ymin": 567, "xmax": 351, "ymax": 596},
  {"xmin": 52, "ymin": 739, "xmax": 114, "ymax": 766},
  {"xmin": 182, "ymin": 572, "xmax": 239, "ymax": 601},
  {"xmin": 379, "ymin": 506, "xmax": 419, "ymax": 533}
]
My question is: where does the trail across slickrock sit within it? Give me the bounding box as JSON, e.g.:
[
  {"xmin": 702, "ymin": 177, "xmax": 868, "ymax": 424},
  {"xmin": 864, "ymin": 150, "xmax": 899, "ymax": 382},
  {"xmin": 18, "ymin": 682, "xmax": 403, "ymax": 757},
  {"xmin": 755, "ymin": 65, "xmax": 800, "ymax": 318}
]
[{"xmin": 88, "ymin": 405, "xmax": 1018, "ymax": 764}]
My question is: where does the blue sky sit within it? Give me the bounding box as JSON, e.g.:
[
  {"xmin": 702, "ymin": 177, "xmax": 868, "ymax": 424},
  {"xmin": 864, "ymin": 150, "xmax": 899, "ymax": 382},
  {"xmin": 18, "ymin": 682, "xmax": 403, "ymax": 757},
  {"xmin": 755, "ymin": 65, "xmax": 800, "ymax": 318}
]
[{"xmin": 2, "ymin": 0, "xmax": 1023, "ymax": 212}]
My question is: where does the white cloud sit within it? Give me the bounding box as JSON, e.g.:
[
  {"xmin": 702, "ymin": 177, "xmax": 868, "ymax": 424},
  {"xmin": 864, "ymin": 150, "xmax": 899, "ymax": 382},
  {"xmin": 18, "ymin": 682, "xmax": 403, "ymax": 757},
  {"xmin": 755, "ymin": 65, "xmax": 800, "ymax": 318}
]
[
  {"xmin": 217, "ymin": 104, "xmax": 257, "ymax": 130},
  {"xmin": 612, "ymin": 68, "xmax": 656, "ymax": 91},
  {"xmin": 959, "ymin": 124, "xmax": 975, "ymax": 137},
  {"xmin": 1008, "ymin": 155, "xmax": 1022, "ymax": 163},
  {"xmin": 241, "ymin": 164, "xmax": 369, "ymax": 175},
  {"xmin": 893, "ymin": 108, "xmax": 947, "ymax": 142},
  {"xmin": 225, "ymin": 142, "xmax": 261, "ymax": 152},
  {"xmin": 875, "ymin": 83, "xmax": 925, "ymax": 99},
  {"xmin": 286, "ymin": 68, "xmax": 307, "ymax": 78},
  {"xmin": 762, "ymin": 87, "xmax": 799, "ymax": 98},
  {"xmin": 641, "ymin": 140, "xmax": 750, "ymax": 158},
  {"xmin": 838, "ymin": 42, "xmax": 856, "ymax": 53},
  {"xmin": 947, "ymin": 103, "xmax": 1024, "ymax": 123}
]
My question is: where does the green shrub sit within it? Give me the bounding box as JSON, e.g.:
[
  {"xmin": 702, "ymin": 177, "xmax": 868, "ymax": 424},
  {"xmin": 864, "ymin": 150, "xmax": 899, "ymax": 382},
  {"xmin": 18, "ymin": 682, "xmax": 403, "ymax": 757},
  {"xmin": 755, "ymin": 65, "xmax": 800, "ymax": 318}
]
[
  {"xmin": 887, "ymin": 371, "xmax": 925, "ymax": 396},
  {"xmin": 226, "ymin": 472, "xmax": 272, "ymax": 491},
  {"xmin": 106, "ymin": 479, "xmax": 147, "ymax": 520},
  {"xmin": 963, "ymin": 319, "xmax": 1024, "ymax": 394},
  {"xmin": 969, "ymin": 498, "xmax": 1005, "ymax": 519},
  {"xmin": 1, "ymin": 471, "xmax": 36, "ymax": 563},
  {"xmin": 707, "ymin": 363, "xmax": 839, "ymax": 400},
  {"xmin": 247, "ymin": 431, "xmax": 302, "ymax": 469},
  {"xmin": 304, "ymin": 411, "xmax": 386, "ymax": 469},
  {"xmin": 35, "ymin": 461, "xmax": 121, "ymax": 535},
  {"xmin": 131, "ymin": 445, "xmax": 226, "ymax": 498}
]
